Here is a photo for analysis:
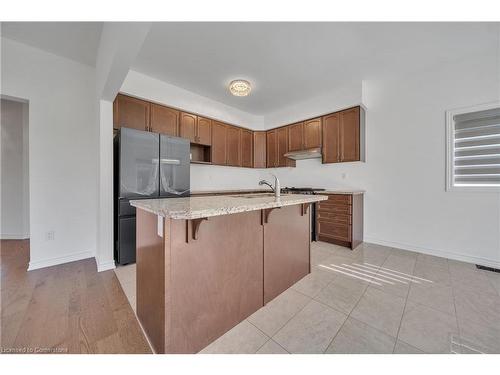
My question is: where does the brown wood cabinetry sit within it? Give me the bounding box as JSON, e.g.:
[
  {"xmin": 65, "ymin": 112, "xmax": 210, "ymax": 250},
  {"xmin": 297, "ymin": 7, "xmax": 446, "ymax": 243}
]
[
  {"xmin": 113, "ymin": 94, "xmax": 150, "ymax": 131},
  {"xmin": 179, "ymin": 112, "xmax": 197, "ymax": 142},
  {"xmin": 277, "ymin": 127, "xmax": 295, "ymax": 167},
  {"xmin": 266, "ymin": 128, "xmax": 295, "ymax": 168},
  {"xmin": 180, "ymin": 112, "xmax": 212, "ymax": 145},
  {"xmin": 288, "ymin": 122, "xmax": 304, "ymax": 152},
  {"xmin": 150, "ymin": 104, "xmax": 179, "ymax": 136},
  {"xmin": 241, "ymin": 129, "xmax": 253, "ymax": 168},
  {"xmin": 211, "ymin": 121, "xmax": 227, "ymax": 165},
  {"xmin": 266, "ymin": 129, "xmax": 278, "ymax": 168},
  {"xmin": 322, "ymin": 106, "xmax": 364, "ymax": 164},
  {"xmin": 322, "ymin": 112, "xmax": 341, "ymax": 163},
  {"xmin": 316, "ymin": 193, "xmax": 363, "ymax": 249},
  {"xmin": 253, "ymin": 131, "xmax": 267, "ymax": 168},
  {"xmin": 304, "ymin": 117, "xmax": 322, "ymax": 149},
  {"xmin": 339, "ymin": 107, "xmax": 360, "ymax": 162},
  {"xmin": 114, "ymin": 92, "xmax": 365, "ymax": 169},
  {"xmin": 226, "ymin": 126, "xmax": 241, "ymax": 167},
  {"xmin": 197, "ymin": 117, "xmax": 212, "ymax": 146}
]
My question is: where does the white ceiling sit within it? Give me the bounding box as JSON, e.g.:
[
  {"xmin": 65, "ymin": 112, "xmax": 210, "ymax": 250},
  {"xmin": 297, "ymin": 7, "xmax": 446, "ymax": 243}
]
[
  {"xmin": 133, "ymin": 22, "xmax": 499, "ymax": 115},
  {"xmin": 1, "ymin": 22, "xmax": 498, "ymax": 115},
  {"xmin": 1, "ymin": 22, "xmax": 103, "ymax": 66}
]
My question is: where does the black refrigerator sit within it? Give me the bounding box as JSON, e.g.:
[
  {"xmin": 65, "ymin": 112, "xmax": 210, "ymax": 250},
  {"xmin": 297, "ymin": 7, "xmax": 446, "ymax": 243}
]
[{"xmin": 114, "ymin": 127, "xmax": 190, "ymax": 265}]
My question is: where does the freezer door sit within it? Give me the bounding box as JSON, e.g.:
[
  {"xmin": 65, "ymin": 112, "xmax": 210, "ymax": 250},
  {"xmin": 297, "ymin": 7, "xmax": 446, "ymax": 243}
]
[
  {"xmin": 119, "ymin": 127, "xmax": 160, "ymax": 199},
  {"xmin": 117, "ymin": 216, "xmax": 136, "ymax": 265},
  {"xmin": 160, "ymin": 135, "xmax": 190, "ymax": 197}
]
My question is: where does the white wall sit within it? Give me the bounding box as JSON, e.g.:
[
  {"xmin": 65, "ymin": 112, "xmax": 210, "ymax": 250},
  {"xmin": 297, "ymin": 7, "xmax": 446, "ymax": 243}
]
[
  {"xmin": 268, "ymin": 52, "xmax": 500, "ymax": 267},
  {"xmin": 1, "ymin": 98, "xmax": 29, "ymax": 239},
  {"xmin": 1, "ymin": 38, "xmax": 98, "ymax": 270}
]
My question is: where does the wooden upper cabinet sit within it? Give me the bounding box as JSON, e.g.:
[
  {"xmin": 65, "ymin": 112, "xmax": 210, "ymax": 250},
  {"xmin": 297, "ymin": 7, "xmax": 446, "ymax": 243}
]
[
  {"xmin": 288, "ymin": 122, "xmax": 304, "ymax": 152},
  {"xmin": 211, "ymin": 121, "xmax": 227, "ymax": 165},
  {"xmin": 253, "ymin": 131, "xmax": 267, "ymax": 168},
  {"xmin": 339, "ymin": 107, "xmax": 360, "ymax": 162},
  {"xmin": 113, "ymin": 94, "xmax": 150, "ymax": 131},
  {"xmin": 150, "ymin": 104, "xmax": 179, "ymax": 136},
  {"xmin": 197, "ymin": 117, "xmax": 212, "ymax": 146},
  {"xmin": 266, "ymin": 130, "xmax": 278, "ymax": 168},
  {"xmin": 241, "ymin": 129, "xmax": 253, "ymax": 168},
  {"xmin": 179, "ymin": 112, "xmax": 197, "ymax": 142},
  {"xmin": 277, "ymin": 127, "xmax": 291, "ymax": 167},
  {"xmin": 304, "ymin": 117, "xmax": 322, "ymax": 149},
  {"xmin": 322, "ymin": 112, "xmax": 341, "ymax": 164},
  {"xmin": 226, "ymin": 126, "xmax": 241, "ymax": 167}
]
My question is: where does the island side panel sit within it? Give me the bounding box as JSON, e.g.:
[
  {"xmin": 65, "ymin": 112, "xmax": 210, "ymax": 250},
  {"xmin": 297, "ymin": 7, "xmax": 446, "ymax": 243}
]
[
  {"xmin": 168, "ymin": 210, "xmax": 264, "ymax": 354},
  {"xmin": 136, "ymin": 208, "xmax": 169, "ymax": 354},
  {"xmin": 263, "ymin": 204, "xmax": 310, "ymax": 304}
]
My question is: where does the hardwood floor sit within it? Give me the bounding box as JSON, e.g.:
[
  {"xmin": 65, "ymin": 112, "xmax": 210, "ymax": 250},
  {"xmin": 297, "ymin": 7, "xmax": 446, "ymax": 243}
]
[{"xmin": 1, "ymin": 240, "xmax": 152, "ymax": 354}]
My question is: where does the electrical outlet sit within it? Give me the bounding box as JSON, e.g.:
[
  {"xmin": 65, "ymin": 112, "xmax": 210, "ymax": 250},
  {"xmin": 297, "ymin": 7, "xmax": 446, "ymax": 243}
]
[{"xmin": 46, "ymin": 230, "xmax": 55, "ymax": 241}]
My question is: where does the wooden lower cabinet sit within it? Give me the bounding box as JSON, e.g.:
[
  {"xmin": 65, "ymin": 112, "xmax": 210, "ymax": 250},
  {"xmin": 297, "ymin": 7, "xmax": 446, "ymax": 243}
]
[{"xmin": 316, "ymin": 193, "xmax": 363, "ymax": 249}]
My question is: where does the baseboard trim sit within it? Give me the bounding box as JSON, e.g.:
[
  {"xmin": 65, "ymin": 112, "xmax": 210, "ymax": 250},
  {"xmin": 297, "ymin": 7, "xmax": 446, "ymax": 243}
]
[
  {"xmin": 27, "ymin": 250, "xmax": 94, "ymax": 271},
  {"xmin": 365, "ymin": 236, "xmax": 500, "ymax": 269},
  {"xmin": 96, "ymin": 258, "xmax": 116, "ymax": 272},
  {"xmin": 1, "ymin": 234, "xmax": 29, "ymax": 240}
]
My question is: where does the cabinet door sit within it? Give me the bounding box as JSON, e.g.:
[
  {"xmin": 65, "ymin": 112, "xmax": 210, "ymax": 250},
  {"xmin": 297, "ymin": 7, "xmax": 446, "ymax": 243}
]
[
  {"xmin": 322, "ymin": 113, "xmax": 340, "ymax": 164},
  {"xmin": 304, "ymin": 117, "xmax": 322, "ymax": 149},
  {"xmin": 253, "ymin": 131, "xmax": 267, "ymax": 168},
  {"xmin": 288, "ymin": 122, "xmax": 304, "ymax": 152},
  {"xmin": 150, "ymin": 104, "xmax": 179, "ymax": 136},
  {"xmin": 339, "ymin": 107, "xmax": 360, "ymax": 162},
  {"xmin": 211, "ymin": 121, "xmax": 227, "ymax": 165},
  {"xmin": 196, "ymin": 117, "xmax": 212, "ymax": 146},
  {"xmin": 277, "ymin": 127, "xmax": 290, "ymax": 167},
  {"xmin": 113, "ymin": 94, "xmax": 150, "ymax": 131},
  {"xmin": 241, "ymin": 129, "xmax": 253, "ymax": 168},
  {"xmin": 266, "ymin": 130, "xmax": 277, "ymax": 168},
  {"xmin": 226, "ymin": 126, "xmax": 241, "ymax": 167},
  {"xmin": 179, "ymin": 112, "xmax": 197, "ymax": 142}
]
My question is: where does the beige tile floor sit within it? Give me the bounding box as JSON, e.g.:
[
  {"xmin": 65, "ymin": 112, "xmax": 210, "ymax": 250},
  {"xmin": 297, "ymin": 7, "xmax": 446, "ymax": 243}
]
[{"xmin": 115, "ymin": 241, "xmax": 500, "ymax": 354}]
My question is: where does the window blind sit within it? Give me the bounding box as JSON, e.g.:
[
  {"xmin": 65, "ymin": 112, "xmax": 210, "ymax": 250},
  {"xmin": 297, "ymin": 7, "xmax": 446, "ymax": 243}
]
[{"xmin": 453, "ymin": 107, "xmax": 500, "ymax": 186}]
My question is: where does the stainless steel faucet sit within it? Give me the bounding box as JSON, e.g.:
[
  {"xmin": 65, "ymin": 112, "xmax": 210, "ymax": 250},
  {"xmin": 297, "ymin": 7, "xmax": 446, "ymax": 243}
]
[{"xmin": 259, "ymin": 174, "xmax": 281, "ymax": 198}]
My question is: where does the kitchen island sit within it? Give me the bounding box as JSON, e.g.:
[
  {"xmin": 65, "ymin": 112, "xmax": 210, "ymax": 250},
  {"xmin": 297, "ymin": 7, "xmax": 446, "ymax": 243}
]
[{"xmin": 130, "ymin": 193, "xmax": 327, "ymax": 354}]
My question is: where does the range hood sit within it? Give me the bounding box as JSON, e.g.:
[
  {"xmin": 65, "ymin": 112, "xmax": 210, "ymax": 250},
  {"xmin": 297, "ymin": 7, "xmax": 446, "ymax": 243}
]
[{"xmin": 284, "ymin": 148, "xmax": 322, "ymax": 160}]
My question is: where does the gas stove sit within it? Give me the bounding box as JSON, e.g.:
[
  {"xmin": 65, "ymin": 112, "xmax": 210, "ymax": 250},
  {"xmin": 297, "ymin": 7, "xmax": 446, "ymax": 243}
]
[{"xmin": 281, "ymin": 187, "xmax": 326, "ymax": 195}]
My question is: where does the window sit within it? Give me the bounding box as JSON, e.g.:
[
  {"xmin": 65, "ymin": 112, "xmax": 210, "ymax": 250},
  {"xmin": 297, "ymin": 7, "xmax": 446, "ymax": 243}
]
[{"xmin": 446, "ymin": 103, "xmax": 500, "ymax": 191}]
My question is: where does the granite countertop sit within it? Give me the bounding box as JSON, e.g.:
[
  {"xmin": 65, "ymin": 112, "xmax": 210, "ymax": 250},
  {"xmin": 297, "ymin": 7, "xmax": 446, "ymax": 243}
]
[
  {"xmin": 130, "ymin": 193, "xmax": 327, "ymax": 220},
  {"xmin": 319, "ymin": 189, "xmax": 365, "ymax": 195},
  {"xmin": 190, "ymin": 189, "xmax": 269, "ymax": 195}
]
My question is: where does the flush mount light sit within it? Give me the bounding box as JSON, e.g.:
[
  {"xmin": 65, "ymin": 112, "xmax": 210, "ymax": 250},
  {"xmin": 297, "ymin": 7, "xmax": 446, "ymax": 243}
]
[{"xmin": 229, "ymin": 79, "xmax": 251, "ymax": 97}]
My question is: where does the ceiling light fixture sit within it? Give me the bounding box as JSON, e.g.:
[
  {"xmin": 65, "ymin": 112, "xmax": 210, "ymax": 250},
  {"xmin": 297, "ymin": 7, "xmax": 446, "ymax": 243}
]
[{"xmin": 229, "ymin": 79, "xmax": 251, "ymax": 97}]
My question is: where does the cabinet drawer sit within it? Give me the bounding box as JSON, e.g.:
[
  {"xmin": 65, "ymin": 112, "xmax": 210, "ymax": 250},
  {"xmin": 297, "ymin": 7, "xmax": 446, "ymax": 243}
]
[
  {"xmin": 324, "ymin": 194, "xmax": 352, "ymax": 205},
  {"xmin": 317, "ymin": 212, "xmax": 351, "ymax": 224},
  {"xmin": 317, "ymin": 203, "xmax": 352, "ymax": 215},
  {"xmin": 317, "ymin": 220, "xmax": 351, "ymax": 241}
]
